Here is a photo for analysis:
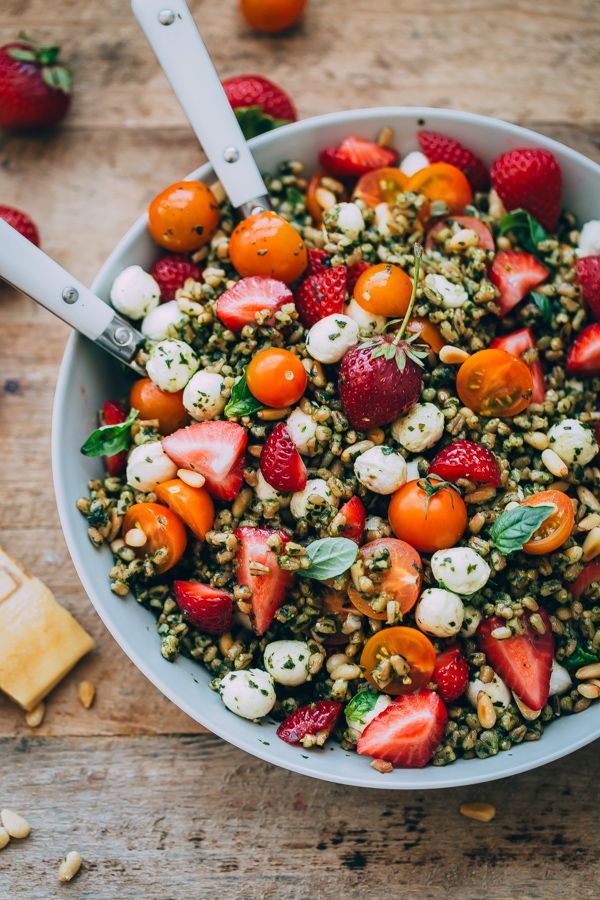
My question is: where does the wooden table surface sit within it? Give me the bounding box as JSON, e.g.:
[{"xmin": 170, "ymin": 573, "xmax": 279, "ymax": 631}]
[{"xmin": 1, "ymin": 1, "xmax": 599, "ymax": 896}]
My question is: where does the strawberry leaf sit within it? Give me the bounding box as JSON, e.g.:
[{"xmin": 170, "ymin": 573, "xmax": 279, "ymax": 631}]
[
  {"xmin": 490, "ymin": 504, "xmax": 556, "ymax": 555},
  {"xmin": 7, "ymin": 47, "xmax": 37, "ymax": 62},
  {"xmin": 41, "ymin": 64, "xmax": 72, "ymax": 94}
]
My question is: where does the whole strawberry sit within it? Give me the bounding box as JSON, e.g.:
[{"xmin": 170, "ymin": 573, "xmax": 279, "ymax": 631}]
[
  {"xmin": 0, "ymin": 39, "xmax": 72, "ymax": 131},
  {"xmin": 151, "ymin": 255, "xmax": 203, "ymax": 301},
  {"xmin": 0, "ymin": 204, "xmax": 40, "ymax": 245},
  {"xmin": 418, "ymin": 130, "xmax": 490, "ymax": 191},
  {"xmin": 222, "ymin": 74, "xmax": 296, "ymax": 139},
  {"xmin": 433, "ymin": 646, "xmax": 469, "ymax": 703},
  {"xmin": 295, "ymin": 264, "xmax": 348, "ymax": 327},
  {"xmin": 428, "ymin": 439, "xmax": 501, "ymax": 486},
  {"xmin": 491, "ymin": 147, "xmax": 562, "ymax": 232},
  {"xmin": 576, "ymin": 256, "xmax": 600, "ymax": 321}
]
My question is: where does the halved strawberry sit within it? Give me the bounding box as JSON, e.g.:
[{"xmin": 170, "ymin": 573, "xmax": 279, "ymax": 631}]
[
  {"xmin": 216, "ymin": 276, "xmax": 293, "ymax": 332},
  {"xmin": 347, "ymin": 260, "xmax": 371, "ymax": 295},
  {"xmin": 491, "ymin": 327, "xmax": 545, "ymax": 403},
  {"xmin": 576, "ymin": 256, "xmax": 600, "ymax": 321},
  {"xmin": 162, "ymin": 421, "xmax": 247, "ymax": 501},
  {"xmin": 490, "ymin": 250, "xmax": 549, "ymax": 317},
  {"xmin": 570, "ymin": 562, "xmax": 600, "ymax": 602},
  {"xmin": 173, "ymin": 581, "xmax": 233, "ymax": 635},
  {"xmin": 295, "ymin": 265, "xmax": 348, "ymax": 327},
  {"xmin": 277, "ymin": 700, "xmax": 342, "ymax": 746},
  {"xmin": 306, "ymin": 248, "xmax": 331, "ymax": 276},
  {"xmin": 418, "ymin": 131, "xmax": 490, "ymax": 192},
  {"xmin": 260, "ymin": 423, "xmax": 307, "ymax": 492},
  {"xmin": 477, "ymin": 610, "xmax": 554, "ymax": 710},
  {"xmin": 566, "ymin": 323, "xmax": 600, "ymax": 377},
  {"xmin": 235, "ymin": 526, "xmax": 293, "ymax": 635},
  {"xmin": 101, "ymin": 400, "xmax": 128, "ymax": 476},
  {"xmin": 428, "ymin": 440, "xmax": 501, "ymax": 486},
  {"xmin": 319, "ymin": 136, "xmax": 399, "ymax": 179},
  {"xmin": 433, "ymin": 646, "xmax": 469, "ymax": 703},
  {"xmin": 357, "ymin": 689, "xmax": 447, "ymax": 769},
  {"xmin": 336, "ymin": 496, "xmax": 366, "ymax": 543}
]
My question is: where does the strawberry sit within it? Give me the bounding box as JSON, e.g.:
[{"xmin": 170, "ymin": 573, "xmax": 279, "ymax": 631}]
[
  {"xmin": 336, "ymin": 496, "xmax": 366, "ymax": 543},
  {"xmin": 490, "ymin": 327, "xmax": 545, "ymax": 403},
  {"xmin": 277, "ymin": 700, "xmax": 342, "ymax": 745},
  {"xmin": 417, "ymin": 130, "xmax": 490, "ymax": 192},
  {"xmin": 357, "ymin": 689, "xmax": 447, "ymax": 768},
  {"xmin": 0, "ymin": 39, "xmax": 71, "ymax": 131},
  {"xmin": 566, "ymin": 323, "xmax": 600, "ymax": 377},
  {"xmin": 319, "ymin": 136, "xmax": 399, "ymax": 179},
  {"xmin": 428, "ymin": 440, "xmax": 501, "ymax": 486},
  {"xmin": 433, "ymin": 646, "xmax": 469, "ymax": 703},
  {"xmin": 306, "ymin": 248, "xmax": 331, "ymax": 276},
  {"xmin": 235, "ymin": 526, "xmax": 293, "ymax": 635},
  {"xmin": 222, "ymin": 74, "xmax": 296, "ymax": 139},
  {"xmin": 477, "ymin": 610, "xmax": 554, "ymax": 710},
  {"xmin": 0, "ymin": 204, "xmax": 40, "ymax": 245},
  {"xmin": 347, "ymin": 260, "xmax": 371, "ymax": 295},
  {"xmin": 490, "ymin": 148, "xmax": 562, "ymax": 232},
  {"xmin": 260, "ymin": 423, "xmax": 307, "ymax": 492},
  {"xmin": 570, "ymin": 562, "xmax": 600, "ymax": 602},
  {"xmin": 150, "ymin": 255, "xmax": 202, "ymax": 301},
  {"xmin": 216, "ymin": 276, "xmax": 293, "ymax": 332},
  {"xmin": 100, "ymin": 400, "xmax": 128, "ymax": 476},
  {"xmin": 162, "ymin": 421, "xmax": 247, "ymax": 501},
  {"xmin": 576, "ymin": 256, "xmax": 600, "ymax": 321},
  {"xmin": 490, "ymin": 250, "xmax": 549, "ymax": 317},
  {"xmin": 173, "ymin": 581, "xmax": 233, "ymax": 635},
  {"xmin": 295, "ymin": 265, "xmax": 348, "ymax": 327}
]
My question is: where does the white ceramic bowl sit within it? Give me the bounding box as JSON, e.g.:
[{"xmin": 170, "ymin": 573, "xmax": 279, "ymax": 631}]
[{"xmin": 52, "ymin": 107, "xmax": 600, "ymax": 788}]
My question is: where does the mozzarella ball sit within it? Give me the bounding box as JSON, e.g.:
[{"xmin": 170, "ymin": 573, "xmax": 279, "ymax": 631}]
[
  {"xmin": 286, "ymin": 408, "xmax": 317, "ymax": 455},
  {"xmin": 415, "ymin": 588, "xmax": 464, "ymax": 637},
  {"xmin": 110, "ymin": 265, "xmax": 160, "ymax": 320},
  {"xmin": 345, "ymin": 297, "xmax": 387, "ymax": 337},
  {"xmin": 141, "ymin": 300, "xmax": 186, "ymax": 341},
  {"xmin": 547, "ymin": 419, "xmax": 598, "ymax": 467},
  {"xmin": 374, "ymin": 202, "xmax": 392, "ymax": 236},
  {"xmin": 146, "ymin": 339, "xmax": 199, "ymax": 392},
  {"xmin": 290, "ymin": 478, "xmax": 337, "ymax": 519},
  {"xmin": 346, "ymin": 693, "xmax": 392, "ymax": 737},
  {"xmin": 182, "ymin": 370, "xmax": 226, "ymax": 421},
  {"xmin": 400, "ymin": 150, "xmax": 429, "ymax": 176},
  {"xmin": 354, "ymin": 446, "xmax": 407, "ymax": 495},
  {"xmin": 425, "ymin": 273, "xmax": 468, "ymax": 308},
  {"xmin": 460, "ymin": 605, "xmax": 482, "ymax": 638},
  {"xmin": 255, "ymin": 470, "xmax": 281, "ymax": 502},
  {"xmin": 219, "ymin": 669, "xmax": 276, "ymax": 720},
  {"xmin": 306, "ymin": 314, "xmax": 359, "ymax": 364},
  {"xmin": 323, "ymin": 202, "xmax": 365, "ymax": 241},
  {"xmin": 577, "ymin": 220, "xmax": 600, "ymax": 257},
  {"xmin": 549, "ymin": 660, "xmax": 573, "ymax": 697},
  {"xmin": 391, "ymin": 402, "xmax": 445, "ymax": 453},
  {"xmin": 430, "ymin": 547, "xmax": 491, "ymax": 595},
  {"xmin": 126, "ymin": 441, "xmax": 177, "ymax": 492},
  {"xmin": 467, "ymin": 672, "xmax": 511, "ymax": 711},
  {"xmin": 264, "ymin": 640, "xmax": 311, "ymax": 687}
]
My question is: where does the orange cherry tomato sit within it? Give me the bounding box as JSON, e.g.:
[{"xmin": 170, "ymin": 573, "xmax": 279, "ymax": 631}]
[
  {"xmin": 407, "ymin": 163, "xmax": 473, "ymax": 216},
  {"xmin": 456, "ymin": 348, "xmax": 534, "ymax": 417},
  {"xmin": 360, "ymin": 626, "xmax": 436, "ymax": 695},
  {"xmin": 229, "ymin": 210, "xmax": 308, "ymax": 284},
  {"xmin": 148, "ymin": 181, "xmax": 220, "ymax": 253},
  {"xmin": 425, "ymin": 215, "xmax": 495, "ymax": 252},
  {"xmin": 520, "ymin": 490, "xmax": 575, "ymax": 555},
  {"xmin": 306, "ymin": 170, "xmax": 347, "ymax": 225},
  {"xmin": 352, "ymin": 167, "xmax": 410, "ymax": 208},
  {"xmin": 347, "ymin": 538, "xmax": 423, "ymax": 620},
  {"xmin": 155, "ymin": 479, "xmax": 215, "ymax": 541},
  {"xmin": 246, "ymin": 347, "xmax": 307, "ymax": 407},
  {"xmin": 129, "ymin": 378, "xmax": 188, "ymax": 435},
  {"xmin": 405, "ymin": 317, "xmax": 445, "ymax": 353},
  {"xmin": 239, "ymin": 0, "xmax": 307, "ymax": 33},
  {"xmin": 122, "ymin": 502, "xmax": 187, "ymax": 574},
  {"xmin": 353, "ymin": 262, "xmax": 413, "ymax": 317},
  {"xmin": 388, "ymin": 477, "xmax": 467, "ymax": 554}
]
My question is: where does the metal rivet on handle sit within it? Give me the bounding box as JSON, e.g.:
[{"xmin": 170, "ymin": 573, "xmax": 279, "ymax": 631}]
[
  {"xmin": 158, "ymin": 9, "xmax": 175, "ymax": 25},
  {"xmin": 114, "ymin": 326, "xmax": 133, "ymax": 347},
  {"xmin": 223, "ymin": 146, "xmax": 240, "ymax": 163},
  {"xmin": 62, "ymin": 287, "xmax": 79, "ymax": 304}
]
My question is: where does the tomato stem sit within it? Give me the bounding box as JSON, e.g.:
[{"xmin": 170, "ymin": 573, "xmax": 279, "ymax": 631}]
[{"xmin": 393, "ymin": 243, "xmax": 422, "ymax": 346}]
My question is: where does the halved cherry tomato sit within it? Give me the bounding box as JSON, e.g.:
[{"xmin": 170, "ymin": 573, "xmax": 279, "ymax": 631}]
[
  {"xmin": 148, "ymin": 181, "xmax": 220, "ymax": 253},
  {"xmin": 360, "ymin": 626, "xmax": 436, "ymax": 695},
  {"xmin": 353, "ymin": 262, "xmax": 413, "ymax": 317},
  {"xmin": 246, "ymin": 347, "xmax": 307, "ymax": 407},
  {"xmin": 352, "ymin": 167, "xmax": 409, "ymax": 208},
  {"xmin": 122, "ymin": 502, "xmax": 187, "ymax": 574},
  {"xmin": 456, "ymin": 348, "xmax": 534, "ymax": 417},
  {"xmin": 155, "ymin": 479, "xmax": 215, "ymax": 541},
  {"xmin": 306, "ymin": 170, "xmax": 347, "ymax": 225},
  {"xmin": 425, "ymin": 215, "xmax": 495, "ymax": 251},
  {"xmin": 490, "ymin": 328, "xmax": 545, "ymax": 404},
  {"xmin": 129, "ymin": 378, "xmax": 188, "ymax": 435},
  {"xmin": 521, "ymin": 490, "xmax": 575, "ymax": 555},
  {"xmin": 229, "ymin": 210, "xmax": 308, "ymax": 284},
  {"xmin": 407, "ymin": 163, "xmax": 473, "ymax": 216},
  {"xmin": 405, "ymin": 317, "xmax": 445, "ymax": 353},
  {"xmin": 347, "ymin": 538, "xmax": 422, "ymax": 619},
  {"xmin": 321, "ymin": 590, "xmax": 360, "ymax": 644},
  {"xmin": 388, "ymin": 477, "xmax": 467, "ymax": 553},
  {"xmin": 570, "ymin": 562, "xmax": 600, "ymax": 601}
]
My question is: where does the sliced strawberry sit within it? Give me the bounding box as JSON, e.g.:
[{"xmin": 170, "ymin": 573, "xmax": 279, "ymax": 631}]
[
  {"xmin": 277, "ymin": 700, "xmax": 342, "ymax": 746},
  {"xmin": 336, "ymin": 496, "xmax": 366, "ymax": 543},
  {"xmin": 162, "ymin": 421, "xmax": 247, "ymax": 501},
  {"xmin": 319, "ymin": 136, "xmax": 399, "ymax": 179},
  {"xmin": 491, "ymin": 327, "xmax": 545, "ymax": 403},
  {"xmin": 295, "ymin": 265, "xmax": 348, "ymax": 327},
  {"xmin": 576, "ymin": 256, "xmax": 600, "ymax": 321},
  {"xmin": 490, "ymin": 147, "xmax": 562, "ymax": 232},
  {"xmin": 101, "ymin": 400, "xmax": 128, "ymax": 476},
  {"xmin": 428, "ymin": 440, "xmax": 501, "ymax": 487},
  {"xmin": 260, "ymin": 423, "xmax": 307, "ymax": 492},
  {"xmin": 173, "ymin": 581, "xmax": 233, "ymax": 635},
  {"xmin": 425, "ymin": 215, "xmax": 495, "ymax": 252},
  {"xmin": 150, "ymin": 254, "xmax": 202, "ymax": 301},
  {"xmin": 235, "ymin": 526, "xmax": 293, "ymax": 635},
  {"xmin": 216, "ymin": 276, "xmax": 293, "ymax": 332},
  {"xmin": 347, "ymin": 260, "xmax": 371, "ymax": 295},
  {"xmin": 566, "ymin": 323, "xmax": 600, "ymax": 377},
  {"xmin": 306, "ymin": 248, "xmax": 331, "ymax": 276},
  {"xmin": 477, "ymin": 610, "xmax": 554, "ymax": 710},
  {"xmin": 490, "ymin": 250, "xmax": 549, "ymax": 317},
  {"xmin": 418, "ymin": 131, "xmax": 490, "ymax": 192},
  {"xmin": 433, "ymin": 646, "xmax": 469, "ymax": 703},
  {"xmin": 357, "ymin": 689, "xmax": 447, "ymax": 769},
  {"xmin": 570, "ymin": 562, "xmax": 600, "ymax": 602}
]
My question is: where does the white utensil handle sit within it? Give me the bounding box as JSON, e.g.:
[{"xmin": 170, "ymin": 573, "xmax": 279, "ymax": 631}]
[{"xmin": 131, "ymin": 0, "xmax": 270, "ymax": 213}]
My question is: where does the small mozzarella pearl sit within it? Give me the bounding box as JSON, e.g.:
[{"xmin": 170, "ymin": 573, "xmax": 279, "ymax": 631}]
[
  {"xmin": 264, "ymin": 640, "xmax": 311, "ymax": 686},
  {"xmin": 415, "ymin": 588, "xmax": 464, "ymax": 637},
  {"xmin": 547, "ymin": 419, "xmax": 598, "ymax": 467},
  {"xmin": 391, "ymin": 402, "xmax": 445, "ymax": 453},
  {"xmin": 425, "ymin": 273, "xmax": 468, "ymax": 308},
  {"xmin": 354, "ymin": 446, "xmax": 407, "ymax": 495},
  {"xmin": 255, "ymin": 470, "xmax": 281, "ymax": 502},
  {"xmin": 183, "ymin": 370, "xmax": 226, "ymax": 421},
  {"xmin": 460, "ymin": 605, "xmax": 482, "ymax": 638},
  {"xmin": 346, "ymin": 693, "xmax": 392, "ymax": 737},
  {"xmin": 345, "ymin": 297, "xmax": 387, "ymax": 337},
  {"xmin": 126, "ymin": 441, "xmax": 177, "ymax": 492},
  {"xmin": 290, "ymin": 478, "xmax": 336, "ymax": 519},
  {"xmin": 141, "ymin": 300, "xmax": 185, "ymax": 341},
  {"xmin": 400, "ymin": 150, "xmax": 429, "ymax": 176},
  {"xmin": 323, "ymin": 202, "xmax": 365, "ymax": 240},
  {"xmin": 146, "ymin": 339, "xmax": 199, "ymax": 392},
  {"xmin": 430, "ymin": 547, "xmax": 491, "ymax": 595},
  {"xmin": 306, "ymin": 314, "xmax": 359, "ymax": 364},
  {"xmin": 219, "ymin": 669, "xmax": 276, "ymax": 720},
  {"xmin": 466, "ymin": 673, "xmax": 511, "ymax": 711},
  {"xmin": 110, "ymin": 265, "xmax": 160, "ymax": 320},
  {"xmin": 286, "ymin": 408, "xmax": 317, "ymax": 455},
  {"xmin": 577, "ymin": 219, "xmax": 600, "ymax": 257},
  {"xmin": 549, "ymin": 660, "xmax": 573, "ymax": 697}
]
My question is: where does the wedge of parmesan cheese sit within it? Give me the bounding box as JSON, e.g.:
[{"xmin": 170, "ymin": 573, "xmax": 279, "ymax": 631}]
[{"xmin": 0, "ymin": 547, "xmax": 95, "ymax": 711}]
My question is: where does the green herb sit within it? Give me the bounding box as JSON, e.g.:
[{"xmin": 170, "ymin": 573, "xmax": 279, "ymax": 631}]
[
  {"xmin": 564, "ymin": 645, "xmax": 598, "ymax": 671},
  {"xmin": 224, "ymin": 371, "xmax": 264, "ymax": 418},
  {"xmin": 490, "ymin": 503, "xmax": 555, "ymax": 555},
  {"xmin": 285, "ymin": 186, "xmax": 306, "ymax": 208},
  {"xmin": 80, "ymin": 408, "xmax": 138, "ymax": 457},
  {"xmin": 234, "ymin": 106, "xmax": 289, "ymax": 140},
  {"xmin": 300, "ymin": 537, "xmax": 358, "ymax": 581},
  {"xmin": 498, "ymin": 209, "xmax": 549, "ymax": 258},
  {"xmin": 531, "ymin": 290, "xmax": 554, "ymax": 325},
  {"xmin": 345, "ymin": 691, "xmax": 380, "ymax": 725}
]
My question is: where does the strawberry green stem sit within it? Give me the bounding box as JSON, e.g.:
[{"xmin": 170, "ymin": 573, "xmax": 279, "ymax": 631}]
[{"xmin": 393, "ymin": 242, "xmax": 422, "ymax": 346}]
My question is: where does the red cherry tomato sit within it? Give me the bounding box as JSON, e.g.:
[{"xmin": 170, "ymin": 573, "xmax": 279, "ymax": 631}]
[
  {"xmin": 347, "ymin": 538, "xmax": 423, "ymax": 619},
  {"xmin": 388, "ymin": 477, "xmax": 467, "ymax": 553}
]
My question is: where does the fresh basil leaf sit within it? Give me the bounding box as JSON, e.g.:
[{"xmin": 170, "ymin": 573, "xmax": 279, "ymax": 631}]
[
  {"xmin": 224, "ymin": 371, "xmax": 264, "ymax": 418},
  {"xmin": 80, "ymin": 408, "xmax": 138, "ymax": 457},
  {"xmin": 498, "ymin": 209, "xmax": 549, "ymax": 257},
  {"xmin": 345, "ymin": 691, "xmax": 380, "ymax": 725},
  {"xmin": 300, "ymin": 537, "xmax": 359, "ymax": 581},
  {"xmin": 531, "ymin": 290, "xmax": 553, "ymax": 325},
  {"xmin": 564, "ymin": 645, "xmax": 598, "ymax": 671},
  {"xmin": 490, "ymin": 503, "xmax": 555, "ymax": 555},
  {"xmin": 286, "ymin": 186, "xmax": 306, "ymax": 208}
]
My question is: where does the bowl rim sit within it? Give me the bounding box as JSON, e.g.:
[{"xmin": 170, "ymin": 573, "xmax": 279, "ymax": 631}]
[{"xmin": 52, "ymin": 106, "xmax": 600, "ymax": 788}]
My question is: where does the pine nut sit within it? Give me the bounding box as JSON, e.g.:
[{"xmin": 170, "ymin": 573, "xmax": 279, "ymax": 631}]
[
  {"xmin": 371, "ymin": 758, "xmax": 393, "ymax": 773},
  {"xmin": 177, "ymin": 468, "xmax": 206, "ymax": 488},
  {"xmin": 575, "ymin": 663, "xmax": 600, "ymax": 680},
  {"xmin": 582, "ymin": 526, "xmax": 600, "ymax": 561},
  {"xmin": 512, "ymin": 692, "xmax": 541, "ymax": 720},
  {"xmin": 523, "ymin": 431, "xmax": 549, "ymax": 451},
  {"xmin": 58, "ymin": 850, "xmax": 82, "ymax": 883},
  {"xmin": 479, "ymin": 665, "xmax": 494, "ymax": 684},
  {"xmin": 577, "ymin": 683, "xmax": 600, "ymax": 700},
  {"xmin": 218, "ymin": 633, "xmax": 234, "ymax": 655},
  {"xmin": 326, "ymin": 653, "xmax": 350, "ymax": 675},
  {"xmin": 124, "ymin": 527, "xmax": 146, "ymax": 548},
  {"xmin": 341, "ymin": 440, "xmax": 374, "ymax": 463},
  {"xmin": 578, "ymin": 513, "xmax": 600, "ymax": 532},
  {"xmin": 0, "ymin": 828, "xmax": 9, "ymax": 850},
  {"xmin": 25, "ymin": 702, "xmax": 45, "ymax": 728},
  {"xmin": 565, "ymin": 545, "xmax": 584, "ymax": 563},
  {"xmin": 459, "ymin": 802, "xmax": 496, "ymax": 823},
  {"xmin": 1, "ymin": 809, "xmax": 30, "ymax": 840},
  {"xmin": 541, "ymin": 448, "xmax": 569, "ymax": 479},
  {"xmin": 330, "ymin": 663, "xmax": 361, "ymax": 681},
  {"xmin": 488, "ymin": 188, "xmax": 506, "ymax": 219},
  {"xmin": 439, "ymin": 345, "xmax": 470, "ymax": 365},
  {"xmin": 464, "ymin": 486, "xmax": 497, "ymax": 504},
  {"xmin": 366, "ymin": 427, "xmax": 385, "ymax": 445},
  {"xmin": 377, "ymin": 126, "xmax": 394, "ymax": 147},
  {"xmin": 468, "ymin": 512, "xmax": 485, "ymax": 534},
  {"xmin": 477, "ymin": 691, "xmax": 497, "ymax": 728},
  {"xmin": 78, "ymin": 680, "xmax": 96, "ymax": 709},
  {"xmin": 257, "ymin": 406, "xmax": 291, "ymax": 421},
  {"xmin": 548, "ymin": 480, "xmax": 569, "ymax": 492},
  {"xmin": 315, "ymin": 186, "xmax": 336, "ymax": 210},
  {"xmin": 491, "ymin": 625, "xmax": 512, "ymax": 640},
  {"xmin": 577, "ymin": 485, "xmax": 600, "ymax": 513},
  {"xmin": 447, "ymin": 228, "xmax": 479, "ymax": 251}
]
